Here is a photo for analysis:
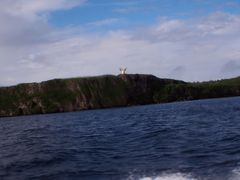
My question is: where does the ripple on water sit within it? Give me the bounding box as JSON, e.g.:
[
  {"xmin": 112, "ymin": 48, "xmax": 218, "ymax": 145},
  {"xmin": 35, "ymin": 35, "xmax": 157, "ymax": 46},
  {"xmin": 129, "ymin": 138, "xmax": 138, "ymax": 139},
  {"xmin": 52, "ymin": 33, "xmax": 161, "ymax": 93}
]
[{"xmin": 0, "ymin": 97, "xmax": 240, "ymax": 180}]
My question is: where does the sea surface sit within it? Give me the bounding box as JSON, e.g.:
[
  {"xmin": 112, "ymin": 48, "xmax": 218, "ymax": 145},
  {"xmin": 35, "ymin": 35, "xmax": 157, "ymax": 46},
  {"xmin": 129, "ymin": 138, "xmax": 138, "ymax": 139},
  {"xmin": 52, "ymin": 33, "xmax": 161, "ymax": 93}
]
[{"xmin": 1, "ymin": 97, "xmax": 240, "ymax": 180}]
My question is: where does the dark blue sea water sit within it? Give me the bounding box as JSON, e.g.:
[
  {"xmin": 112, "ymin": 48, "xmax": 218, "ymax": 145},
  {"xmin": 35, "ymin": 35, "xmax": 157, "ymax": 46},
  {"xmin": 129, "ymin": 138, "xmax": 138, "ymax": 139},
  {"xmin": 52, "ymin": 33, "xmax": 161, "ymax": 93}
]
[{"xmin": 1, "ymin": 97, "xmax": 240, "ymax": 180}]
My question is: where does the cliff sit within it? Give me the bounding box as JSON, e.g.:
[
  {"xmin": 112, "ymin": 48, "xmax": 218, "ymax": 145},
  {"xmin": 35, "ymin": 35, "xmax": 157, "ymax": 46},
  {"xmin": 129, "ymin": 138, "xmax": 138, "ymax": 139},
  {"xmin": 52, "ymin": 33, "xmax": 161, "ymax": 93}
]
[{"xmin": 0, "ymin": 74, "xmax": 240, "ymax": 117}]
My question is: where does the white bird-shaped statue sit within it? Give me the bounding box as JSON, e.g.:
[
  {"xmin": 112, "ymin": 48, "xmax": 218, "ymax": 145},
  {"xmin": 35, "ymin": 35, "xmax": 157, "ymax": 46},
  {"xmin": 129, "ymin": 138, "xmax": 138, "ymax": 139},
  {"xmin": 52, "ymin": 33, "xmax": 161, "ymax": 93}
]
[{"xmin": 120, "ymin": 68, "xmax": 127, "ymax": 75}]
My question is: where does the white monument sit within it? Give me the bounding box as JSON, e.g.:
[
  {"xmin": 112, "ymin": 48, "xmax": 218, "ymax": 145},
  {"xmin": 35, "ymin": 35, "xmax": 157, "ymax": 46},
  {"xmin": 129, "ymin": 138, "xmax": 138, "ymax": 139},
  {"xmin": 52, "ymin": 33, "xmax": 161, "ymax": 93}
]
[{"xmin": 120, "ymin": 67, "xmax": 127, "ymax": 75}]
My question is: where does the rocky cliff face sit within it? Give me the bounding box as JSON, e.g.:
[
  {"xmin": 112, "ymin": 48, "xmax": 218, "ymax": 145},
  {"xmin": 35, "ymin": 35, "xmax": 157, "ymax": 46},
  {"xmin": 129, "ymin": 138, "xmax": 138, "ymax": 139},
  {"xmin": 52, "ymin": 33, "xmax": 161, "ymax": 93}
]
[
  {"xmin": 0, "ymin": 74, "xmax": 240, "ymax": 117},
  {"xmin": 119, "ymin": 74, "xmax": 185, "ymax": 105}
]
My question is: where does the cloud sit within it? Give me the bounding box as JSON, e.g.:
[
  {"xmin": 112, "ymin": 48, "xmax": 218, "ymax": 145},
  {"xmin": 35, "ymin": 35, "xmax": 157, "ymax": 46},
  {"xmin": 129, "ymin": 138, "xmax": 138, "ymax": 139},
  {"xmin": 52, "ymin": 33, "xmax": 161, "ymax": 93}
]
[
  {"xmin": 0, "ymin": 0, "xmax": 86, "ymax": 86},
  {"xmin": 221, "ymin": 60, "xmax": 240, "ymax": 77},
  {"xmin": 87, "ymin": 18, "xmax": 121, "ymax": 27},
  {"xmin": 0, "ymin": 0, "xmax": 86, "ymax": 47},
  {"xmin": 114, "ymin": 6, "xmax": 157, "ymax": 14},
  {"xmin": 168, "ymin": 66, "xmax": 186, "ymax": 80},
  {"xmin": 0, "ymin": 1, "xmax": 240, "ymax": 86},
  {"xmin": 0, "ymin": 0, "xmax": 85, "ymax": 19}
]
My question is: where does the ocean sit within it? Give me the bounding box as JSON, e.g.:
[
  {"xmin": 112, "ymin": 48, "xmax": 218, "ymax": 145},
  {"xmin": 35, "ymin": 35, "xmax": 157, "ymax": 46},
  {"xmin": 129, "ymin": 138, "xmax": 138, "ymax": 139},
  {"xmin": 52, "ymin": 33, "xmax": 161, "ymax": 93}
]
[{"xmin": 1, "ymin": 97, "xmax": 240, "ymax": 180}]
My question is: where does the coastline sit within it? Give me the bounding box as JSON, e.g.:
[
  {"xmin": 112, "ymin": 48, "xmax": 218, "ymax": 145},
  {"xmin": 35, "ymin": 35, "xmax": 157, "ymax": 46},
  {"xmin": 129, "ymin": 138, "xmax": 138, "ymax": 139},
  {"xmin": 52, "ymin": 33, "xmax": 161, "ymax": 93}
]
[{"xmin": 1, "ymin": 74, "xmax": 240, "ymax": 117}]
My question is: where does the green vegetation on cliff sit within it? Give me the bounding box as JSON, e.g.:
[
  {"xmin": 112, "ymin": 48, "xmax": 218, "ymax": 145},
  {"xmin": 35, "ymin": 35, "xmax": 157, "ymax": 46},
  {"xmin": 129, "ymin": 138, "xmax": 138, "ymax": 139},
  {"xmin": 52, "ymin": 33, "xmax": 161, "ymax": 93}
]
[
  {"xmin": 157, "ymin": 77, "xmax": 240, "ymax": 102},
  {"xmin": 0, "ymin": 74, "xmax": 240, "ymax": 117}
]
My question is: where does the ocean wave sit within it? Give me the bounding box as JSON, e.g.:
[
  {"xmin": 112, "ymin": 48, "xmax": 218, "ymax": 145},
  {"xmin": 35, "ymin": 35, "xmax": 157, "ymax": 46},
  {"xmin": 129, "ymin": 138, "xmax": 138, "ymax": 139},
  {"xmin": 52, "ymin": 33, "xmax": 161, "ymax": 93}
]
[
  {"xmin": 229, "ymin": 167, "xmax": 240, "ymax": 180},
  {"xmin": 128, "ymin": 168, "xmax": 240, "ymax": 180},
  {"xmin": 127, "ymin": 173, "xmax": 197, "ymax": 180},
  {"xmin": 139, "ymin": 173, "xmax": 196, "ymax": 180}
]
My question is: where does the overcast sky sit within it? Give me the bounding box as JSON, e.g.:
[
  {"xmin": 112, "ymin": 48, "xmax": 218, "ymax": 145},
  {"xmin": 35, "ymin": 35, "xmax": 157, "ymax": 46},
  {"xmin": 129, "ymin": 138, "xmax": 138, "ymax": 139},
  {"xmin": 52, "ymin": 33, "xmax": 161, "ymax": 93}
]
[{"xmin": 0, "ymin": 0, "xmax": 240, "ymax": 86}]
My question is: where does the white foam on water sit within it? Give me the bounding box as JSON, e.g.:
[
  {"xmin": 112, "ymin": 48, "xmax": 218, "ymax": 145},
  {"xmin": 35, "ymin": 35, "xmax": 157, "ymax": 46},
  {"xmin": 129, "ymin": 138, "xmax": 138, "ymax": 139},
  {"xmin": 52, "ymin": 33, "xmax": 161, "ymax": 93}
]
[
  {"xmin": 127, "ymin": 167, "xmax": 240, "ymax": 180},
  {"xmin": 136, "ymin": 173, "xmax": 197, "ymax": 180},
  {"xmin": 139, "ymin": 174, "xmax": 196, "ymax": 180},
  {"xmin": 229, "ymin": 167, "xmax": 240, "ymax": 180}
]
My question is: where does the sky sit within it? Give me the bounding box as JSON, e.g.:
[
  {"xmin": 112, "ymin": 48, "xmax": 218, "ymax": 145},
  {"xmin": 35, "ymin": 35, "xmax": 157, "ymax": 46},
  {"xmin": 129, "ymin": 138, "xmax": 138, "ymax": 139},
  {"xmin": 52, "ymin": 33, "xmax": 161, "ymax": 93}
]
[{"xmin": 0, "ymin": 0, "xmax": 240, "ymax": 86}]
